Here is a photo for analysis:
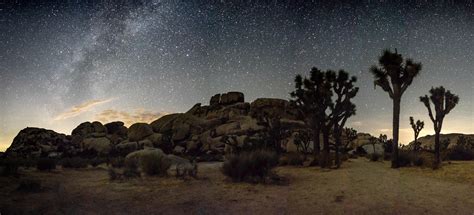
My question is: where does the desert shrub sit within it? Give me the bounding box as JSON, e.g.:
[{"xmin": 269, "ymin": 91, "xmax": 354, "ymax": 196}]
[
  {"xmin": 16, "ymin": 179, "xmax": 42, "ymax": 192},
  {"xmin": 287, "ymin": 153, "xmax": 304, "ymax": 166},
  {"xmin": 413, "ymin": 156, "xmax": 424, "ymax": 166},
  {"xmin": 61, "ymin": 157, "xmax": 88, "ymax": 168},
  {"xmin": 36, "ymin": 158, "xmax": 56, "ymax": 171},
  {"xmin": 368, "ymin": 153, "xmax": 380, "ymax": 162},
  {"xmin": 398, "ymin": 151, "xmax": 413, "ymax": 167},
  {"xmin": 139, "ymin": 152, "xmax": 171, "ymax": 176},
  {"xmin": 278, "ymin": 156, "xmax": 288, "ymax": 166},
  {"xmin": 383, "ymin": 153, "xmax": 391, "ymax": 161},
  {"xmin": 341, "ymin": 154, "xmax": 349, "ymax": 161},
  {"xmin": 222, "ymin": 150, "xmax": 279, "ymax": 182},
  {"xmin": 0, "ymin": 159, "xmax": 20, "ymax": 177},
  {"xmin": 123, "ymin": 160, "xmax": 140, "ymax": 178},
  {"xmin": 109, "ymin": 157, "xmax": 125, "ymax": 168},
  {"xmin": 348, "ymin": 153, "xmax": 358, "ymax": 159},
  {"xmin": 108, "ymin": 168, "xmax": 119, "ymax": 181},
  {"xmin": 448, "ymin": 145, "xmax": 474, "ymax": 161},
  {"xmin": 90, "ymin": 158, "xmax": 106, "ymax": 167}
]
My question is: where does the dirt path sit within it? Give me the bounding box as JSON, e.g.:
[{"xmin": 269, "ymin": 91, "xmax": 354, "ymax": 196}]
[{"xmin": 1, "ymin": 159, "xmax": 473, "ymax": 214}]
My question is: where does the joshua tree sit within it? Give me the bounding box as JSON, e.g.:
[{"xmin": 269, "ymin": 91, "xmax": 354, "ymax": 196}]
[
  {"xmin": 409, "ymin": 116, "xmax": 424, "ymax": 152},
  {"xmin": 420, "ymin": 86, "xmax": 459, "ymax": 169},
  {"xmin": 343, "ymin": 128, "xmax": 358, "ymax": 153},
  {"xmin": 370, "ymin": 49, "xmax": 422, "ymax": 168},
  {"xmin": 329, "ymin": 70, "xmax": 359, "ymax": 168},
  {"xmin": 291, "ymin": 67, "xmax": 332, "ymax": 157}
]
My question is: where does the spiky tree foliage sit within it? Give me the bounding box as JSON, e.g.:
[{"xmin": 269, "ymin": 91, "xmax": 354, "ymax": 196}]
[
  {"xmin": 329, "ymin": 70, "xmax": 359, "ymax": 168},
  {"xmin": 290, "ymin": 67, "xmax": 332, "ymax": 156},
  {"xmin": 370, "ymin": 49, "xmax": 422, "ymax": 168},
  {"xmin": 409, "ymin": 116, "xmax": 424, "ymax": 152},
  {"xmin": 343, "ymin": 128, "xmax": 358, "ymax": 153},
  {"xmin": 420, "ymin": 86, "xmax": 459, "ymax": 169}
]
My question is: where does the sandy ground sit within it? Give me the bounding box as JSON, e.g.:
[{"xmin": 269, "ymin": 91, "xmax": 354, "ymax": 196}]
[{"xmin": 1, "ymin": 158, "xmax": 474, "ymax": 215}]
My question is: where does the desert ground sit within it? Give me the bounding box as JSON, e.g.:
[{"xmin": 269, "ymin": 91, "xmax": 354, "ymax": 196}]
[{"xmin": 1, "ymin": 158, "xmax": 474, "ymax": 215}]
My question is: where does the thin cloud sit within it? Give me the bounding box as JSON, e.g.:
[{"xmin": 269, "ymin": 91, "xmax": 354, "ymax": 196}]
[
  {"xmin": 95, "ymin": 108, "xmax": 167, "ymax": 127},
  {"xmin": 54, "ymin": 98, "xmax": 114, "ymax": 120}
]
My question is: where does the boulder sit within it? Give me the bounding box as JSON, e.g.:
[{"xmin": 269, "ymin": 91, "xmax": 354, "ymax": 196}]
[
  {"xmin": 104, "ymin": 121, "xmax": 128, "ymax": 137},
  {"xmin": 5, "ymin": 127, "xmax": 72, "ymax": 158},
  {"xmin": 125, "ymin": 148, "xmax": 171, "ymax": 174},
  {"xmin": 220, "ymin": 92, "xmax": 244, "ymax": 105},
  {"xmin": 72, "ymin": 121, "xmax": 107, "ymax": 138},
  {"xmin": 150, "ymin": 113, "xmax": 181, "ymax": 133},
  {"xmin": 362, "ymin": 144, "xmax": 384, "ymax": 155},
  {"xmin": 128, "ymin": 123, "xmax": 154, "ymax": 142},
  {"xmin": 215, "ymin": 122, "xmax": 241, "ymax": 136},
  {"xmin": 210, "ymin": 94, "xmax": 221, "ymax": 106},
  {"xmin": 138, "ymin": 139, "xmax": 154, "ymax": 148},
  {"xmin": 83, "ymin": 137, "xmax": 111, "ymax": 155},
  {"xmin": 147, "ymin": 133, "xmax": 163, "ymax": 147},
  {"xmin": 173, "ymin": 146, "xmax": 185, "ymax": 154},
  {"xmin": 172, "ymin": 123, "xmax": 190, "ymax": 141}
]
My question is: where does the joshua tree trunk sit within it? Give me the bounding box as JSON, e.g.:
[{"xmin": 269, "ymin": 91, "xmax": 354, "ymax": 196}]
[
  {"xmin": 392, "ymin": 96, "xmax": 401, "ymax": 168},
  {"xmin": 321, "ymin": 128, "xmax": 331, "ymax": 168},
  {"xmin": 313, "ymin": 125, "xmax": 320, "ymax": 156},
  {"xmin": 414, "ymin": 135, "xmax": 418, "ymax": 152},
  {"xmin": 434, "ymin": 129, "xmax": 441, "ymax": 169},
  {"xmin": 335, "ymin": 132, "xmax": 341, "ymax": 168}
]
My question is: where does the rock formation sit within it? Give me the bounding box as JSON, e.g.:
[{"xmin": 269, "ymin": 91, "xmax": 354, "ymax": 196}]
[{"xmin": 3, "ymin": 92, "xmax": 385, "ymax": 160}]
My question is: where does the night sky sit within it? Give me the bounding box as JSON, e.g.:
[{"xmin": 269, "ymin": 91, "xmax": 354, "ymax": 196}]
[{"xmin": 1, "ymin": 0, "xmax": 473, "ymax": 151}]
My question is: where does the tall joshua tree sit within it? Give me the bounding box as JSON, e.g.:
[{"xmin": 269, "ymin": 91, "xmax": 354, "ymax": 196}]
[
  {"xmin": 409, "ymin": 116, "xmax": 424, "ymax": 152},
  {"xmin": 291, "ymin": 67, "xmax": 332, "ymax": 156},
  {"xmin": 420, "ymin": 86, "xmax": 459, "ymax": 169},
  {"xmin": 370, "ymin": 49, "xmax": 422, "ymax": 168},
  {"xmin": 329, "ymin": 70, "xmax": 359, "ymax": 168}
]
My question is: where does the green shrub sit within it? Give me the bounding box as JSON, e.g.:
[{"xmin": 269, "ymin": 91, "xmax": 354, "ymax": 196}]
[
  {"xmin": 36, "ymin": 158, "xmax": 56, "ymax": 171},
  {"xmin": 222, "ymin": 150, "xmax": 279, "ymax": 182},
  {"xmin": 0, "ymin": 159, "xmax": 20, "ymax": 177},
  {"xmin": 110, "ymin": 157, "xmax": 125, "ymax": 168},
  {"xmin": 139, "ymin": 152, "xmax": 171, "ymax": 176},
  {"xmin": 448, "ymin": 145, "xmax": 474, "ymax": 161},
  {"xmin": 398, "ymin": 151, "xmax": 413, "ymax": 167},
  {"xmin": 61, "ymin": 157, "xmax": 88, "ymax": 168},
  {"xmin": 16, "ymin": 179, "xmax": 42, "ymax": 192},
  {"xmin": 90, "ymin": 158, "xmax": 106, "ymax": 167},
  {"xmin": 413, "ymin": 156, "xmax": 424, "ymax": 166},
  {"xmin": 368, "ymin": 154, "xmax": 380, "ymax": 162},
  {"xmin": 108, "ymin": 168, "xmax": 119, "ymax": 181},
  {"xmin": 287, "ymin": 153, "xmax": 304, "ymax": 166},
  {"xmin": 123, "ymin": 160, "xmax": 140, "ymax": 178}
]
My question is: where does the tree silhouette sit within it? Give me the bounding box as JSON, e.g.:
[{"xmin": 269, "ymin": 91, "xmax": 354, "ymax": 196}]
[
  {"xmin": 409, "ymin": 116, "xmax": 424, "ymax": 152},
  {"xmin": 343, "ymin": 128, "xmax": 358, "ymax": 153},
  {"xmin": 370, "ymin": 49, "xmax": 422, "ymax": 168},
  {"xmin": 329, "ymin": 70, "xmax": 359, "ymax": 168},
  {"xmin": 291, "ymin": 67, "xmax": 332, "ymax": 157},
  {"xmin": 420, "ymin": 86, "xmax": 459, "ymax": 169}
]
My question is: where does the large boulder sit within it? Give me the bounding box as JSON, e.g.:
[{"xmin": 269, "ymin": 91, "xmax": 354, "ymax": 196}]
[
  {"xmin": 125, "ymin": 148, "xmax": 171, "ymax": 174},
  {"xmin": 150, "ymin": 114, "xmax": 181, "ymax": 133},
  {"xmin": 220, "ymin": 92, "xmax": 244, "ymax": 105},
  {"xmin": 128, "ymin": 123, "xmax": 154, "ymax": 142},
  {"xmin": 5, "ymin": 127, "xmax": 72, "ymax": 158},
  {"xmin": 72, "ymin": 121, "xmax": 107, "ymax": 138},
  {"xmin": 104, "ymin": 121, "xmax": 128, "ymax": 137},
  {"xmin": 362, "ymin": 144, "xmax": 384, "ymax": 155},
  {"xmin": 250, "ymin": 98, "xmax": 297, "ymax": 119},
  {"xmin": 215, "ymin": 122, "xmax": 241, "ymax": 136},
  {"xmin": 210, "ymin": 94, "xmax": 221, "ymax": 106},
  {"xmin": 82, "ymin": 137, "xmax": 111, "ymax": 155}
]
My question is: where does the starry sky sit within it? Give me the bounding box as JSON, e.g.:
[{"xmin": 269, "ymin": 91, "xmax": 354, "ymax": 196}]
[{"xmin": 1, "ymin": 0, "xmax": 473, "ymax": 151}]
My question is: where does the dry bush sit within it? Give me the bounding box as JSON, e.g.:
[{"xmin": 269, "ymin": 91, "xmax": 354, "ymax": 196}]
[
  {"xmin": 222, "ymin": 150, "xmax": 279, "ymax": 183},
  {"xmin": 287, "ymin": 153, "xmax": 305, "ymax": 166},
  {"xmin": 36, "ymin": 158, "xmax": 56, "ymax": 171},
  {"xmin": 61, "ymin": 157, "xmax": 88, "ymax": 168},
  {"xmin": 139, "ymin": 152, "xmax": 171, "ymax": 176}
]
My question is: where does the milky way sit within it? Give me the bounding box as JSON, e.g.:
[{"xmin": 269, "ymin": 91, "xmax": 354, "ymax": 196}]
[{"xmin": 0, "ymin": 1, "xmax": 473, "ymax": 150}]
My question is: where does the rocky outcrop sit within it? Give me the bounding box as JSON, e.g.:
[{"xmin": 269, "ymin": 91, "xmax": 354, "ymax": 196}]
[
  {"xmin": 5, "ymin": 127, "xmax": 73, "ymax": 158},
  {"xmin": 4, "ymin": 91, "xmax": 333, "ymax": 161},
  {"xmin": 408, "ymin": 133, "xmax": 474, "ymax": 150}
]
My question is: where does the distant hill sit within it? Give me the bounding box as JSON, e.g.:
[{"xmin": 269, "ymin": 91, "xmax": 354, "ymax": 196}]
[{"xmin": 408, "ymin": 133, "xmax": 474, "ymax": 150}]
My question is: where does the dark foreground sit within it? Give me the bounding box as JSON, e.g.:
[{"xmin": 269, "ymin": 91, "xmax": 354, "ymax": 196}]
[{"xmin": 1, "ymin": 158, "xmax": 474, "ymax": 215}]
